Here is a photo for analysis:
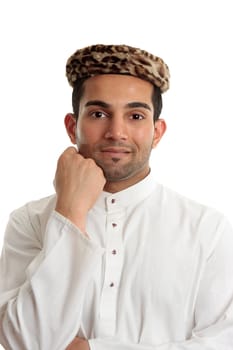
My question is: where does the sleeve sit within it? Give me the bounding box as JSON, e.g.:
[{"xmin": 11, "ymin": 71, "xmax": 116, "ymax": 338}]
[
  {"xmin": 0, "ymin": 208, "xmax": 104, "ymax": 350},
  {"xmin": 88, "ymin": 217, "xmax": 233, "ymax": 350}
]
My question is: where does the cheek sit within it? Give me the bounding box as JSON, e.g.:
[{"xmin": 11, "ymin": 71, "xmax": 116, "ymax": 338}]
[
  {"xmin": 76, "ymin": 124, "xmax": 101, "ymax": 146},
  {"xmin": 133, "ymin": 126, "xmax": 155, "ymax": 146}
]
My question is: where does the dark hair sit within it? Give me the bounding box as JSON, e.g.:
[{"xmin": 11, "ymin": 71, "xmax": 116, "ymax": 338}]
[{"xmin": 72, "ymin": 76, "xmax": 163, "ymax": 122}]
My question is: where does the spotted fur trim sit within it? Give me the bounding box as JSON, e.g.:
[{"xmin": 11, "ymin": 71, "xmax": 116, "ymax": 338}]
[{"xmin": 66, "ymin": 44, "xmax": 170, "ymax": 93}]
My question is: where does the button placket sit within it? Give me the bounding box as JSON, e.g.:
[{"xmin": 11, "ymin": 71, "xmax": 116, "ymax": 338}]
[
  {"xmin": 99, "ymin": 204, "xmax": 125, "ymax": 325},
  {"xmin": 105, "ymin": 214, "xmax": 122, "ymax": 288}
]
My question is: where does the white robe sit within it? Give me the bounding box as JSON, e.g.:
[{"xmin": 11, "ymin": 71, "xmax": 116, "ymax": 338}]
[{"xmin": 1, "ymin": 173, "xmax": 233, "ymax": 349}]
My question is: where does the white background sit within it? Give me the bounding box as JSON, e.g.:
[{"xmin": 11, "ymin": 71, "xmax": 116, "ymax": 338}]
[{"xmin": 0, "ymin": 1, "xmax": 233, "ymax": 347}]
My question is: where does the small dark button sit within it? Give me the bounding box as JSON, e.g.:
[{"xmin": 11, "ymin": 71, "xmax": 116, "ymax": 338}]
[
  {"xmin": 112, "ymin": 249, "xmax": 117, "ymax": 255},
  {"xmin": 110, "ymin": 282, "xmax": 114, "ymax": 287},
  {"xmin": 111, "ymin": 199, "xmax": 116, "ymax": 204},
  {"xmin": 112, "ymin": 223, "xmax": 117, "ymax": 227}
]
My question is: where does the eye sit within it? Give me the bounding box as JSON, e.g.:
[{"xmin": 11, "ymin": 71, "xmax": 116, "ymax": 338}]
[
  {"xmin": 90, "ymin": 111, "xmax": 107, "ymax": 119},
  {"xmin": 130, "ymin": 113, "xmax": 144, "ymax": 120}
]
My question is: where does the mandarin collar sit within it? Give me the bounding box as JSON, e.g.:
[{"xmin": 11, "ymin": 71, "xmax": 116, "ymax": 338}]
[{"xmin": 94, "ymin": 170, "xmax": 157, "ymax": 212}]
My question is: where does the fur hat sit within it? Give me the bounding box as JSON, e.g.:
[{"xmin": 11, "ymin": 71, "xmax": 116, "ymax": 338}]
[{"xmin": 66, "ymin": 44, "xmax": 170, "ymax": 93}]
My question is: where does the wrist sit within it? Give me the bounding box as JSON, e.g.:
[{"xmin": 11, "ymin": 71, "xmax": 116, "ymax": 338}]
[{"xmin": 55, "ymin": 205, "xmax": 87, "ymax": 233}]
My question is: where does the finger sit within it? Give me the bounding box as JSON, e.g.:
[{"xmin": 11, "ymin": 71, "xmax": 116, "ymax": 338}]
[
  {"xmin": 59, "ymin": 147, "xmax": 79, "ymax": 161},
  {"xmin": 64, "ymin": 146, "xmax": 78, "ymax": 155}
]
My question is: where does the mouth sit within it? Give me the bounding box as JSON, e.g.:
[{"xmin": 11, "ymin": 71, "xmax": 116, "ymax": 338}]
[{"xmin": 100, "ymin": 147, "xmax": 131, "ymax": 158}]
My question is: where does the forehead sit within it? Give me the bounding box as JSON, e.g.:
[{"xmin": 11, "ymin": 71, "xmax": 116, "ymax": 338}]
[{"xmin": 81, "ymin": 74, "xmax": 154, "ymax": 103}]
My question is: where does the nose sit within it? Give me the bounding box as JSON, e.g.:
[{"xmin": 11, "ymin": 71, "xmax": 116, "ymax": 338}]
[{"xmin": 104, "ymin": 116, "xmax": 128, "ymax": 141}]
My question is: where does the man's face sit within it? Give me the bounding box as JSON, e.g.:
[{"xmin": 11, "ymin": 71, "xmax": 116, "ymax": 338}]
[{"xmin": 67, "ymin": 74, "xmax": 166, "ymax": 189}]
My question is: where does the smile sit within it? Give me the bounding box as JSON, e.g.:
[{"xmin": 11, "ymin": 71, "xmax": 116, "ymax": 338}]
[{"xmin": 100, "ymin": 148, "xmax": 131, "ymax": 157}]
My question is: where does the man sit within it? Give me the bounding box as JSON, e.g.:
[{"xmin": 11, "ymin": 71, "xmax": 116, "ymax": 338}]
[{"xmin": 0, "ymin": 44, "xmax": 233, "ymax": 350}]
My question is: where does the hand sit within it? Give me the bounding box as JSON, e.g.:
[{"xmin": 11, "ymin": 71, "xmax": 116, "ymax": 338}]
[
  {"xmin": 55, "ymin": 147, "xmax": 106, "ymax": 231},
  {"xmin": 66, "ymin": 336, "xmax": 90, "ymax": 350}
]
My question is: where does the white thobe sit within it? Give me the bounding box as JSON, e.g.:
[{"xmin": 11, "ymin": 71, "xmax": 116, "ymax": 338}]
[{"xmin": 1, "ymin": 172, "xmax": 233, "ymax": 349}]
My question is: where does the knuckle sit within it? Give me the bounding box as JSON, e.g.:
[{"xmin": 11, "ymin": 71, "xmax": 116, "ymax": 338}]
[{"xmin": 86, "ymin": 158, "xmax": 95, "ymax": 167}]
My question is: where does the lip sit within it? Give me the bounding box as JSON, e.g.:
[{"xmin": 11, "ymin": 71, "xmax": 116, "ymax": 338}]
[
  {"xmin": 101, "ymin": 147, "xmax": 131, "ymax": 153},
  {"xmin": 100, "ymin": 147, "xmax": 131, "ymax": 158}
]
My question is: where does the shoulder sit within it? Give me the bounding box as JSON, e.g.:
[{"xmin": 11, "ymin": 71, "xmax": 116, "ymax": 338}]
[
  {"xmin": 155, "ymin": 182, "xmax": 223, "ymax": 219},
  {"xmin": 152, "ymin": 183, "xmax": 231, "ymax": 253},
  {"xmin": 8, "ymin": 194, "xmax": 57, "ymax": 245},
  {"xmin": 10, "ymin": 194, "xmax": 56, "ymax": 221}
]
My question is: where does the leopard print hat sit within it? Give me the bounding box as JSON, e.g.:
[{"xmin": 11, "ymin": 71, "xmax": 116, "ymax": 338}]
[{"xmin": 66, "ymin": 44, "xmax": 170, "ymax": 93}]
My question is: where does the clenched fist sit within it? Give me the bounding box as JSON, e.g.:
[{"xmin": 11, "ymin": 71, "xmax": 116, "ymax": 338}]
[{"xmin": 54, "ymin": 147, "xmax": 106, "ymax": 232}]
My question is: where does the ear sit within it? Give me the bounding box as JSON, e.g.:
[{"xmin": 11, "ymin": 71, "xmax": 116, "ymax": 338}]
[
  {"xmin": 64, "ymin": 113, "xmax": 76, "ymax": 144},
  {"xmin": 152, "ymin": 119, "xmax": 167, "ymax": 149}
]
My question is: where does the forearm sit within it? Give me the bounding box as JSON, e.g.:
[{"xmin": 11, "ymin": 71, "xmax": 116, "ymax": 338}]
[
  {"xmin": 88, "ymin": 324, "xmax": 233, "ymax": 350},
  {"xmin": 0, "ymin": 211, "xmax": 104, "ymax": 350}
]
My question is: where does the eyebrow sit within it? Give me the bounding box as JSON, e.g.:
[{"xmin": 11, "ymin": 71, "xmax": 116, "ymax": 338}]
[
  {"xmin": 85, "ymin": 100, "xmax": 152, "ymax": 111},
  {"xmin": 127, "ymin": 102, "xmax": 152, "ymax": 111},
  {"xmin": 85, "ymin": 100, "xmax": 110, "ymax": 109}
]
